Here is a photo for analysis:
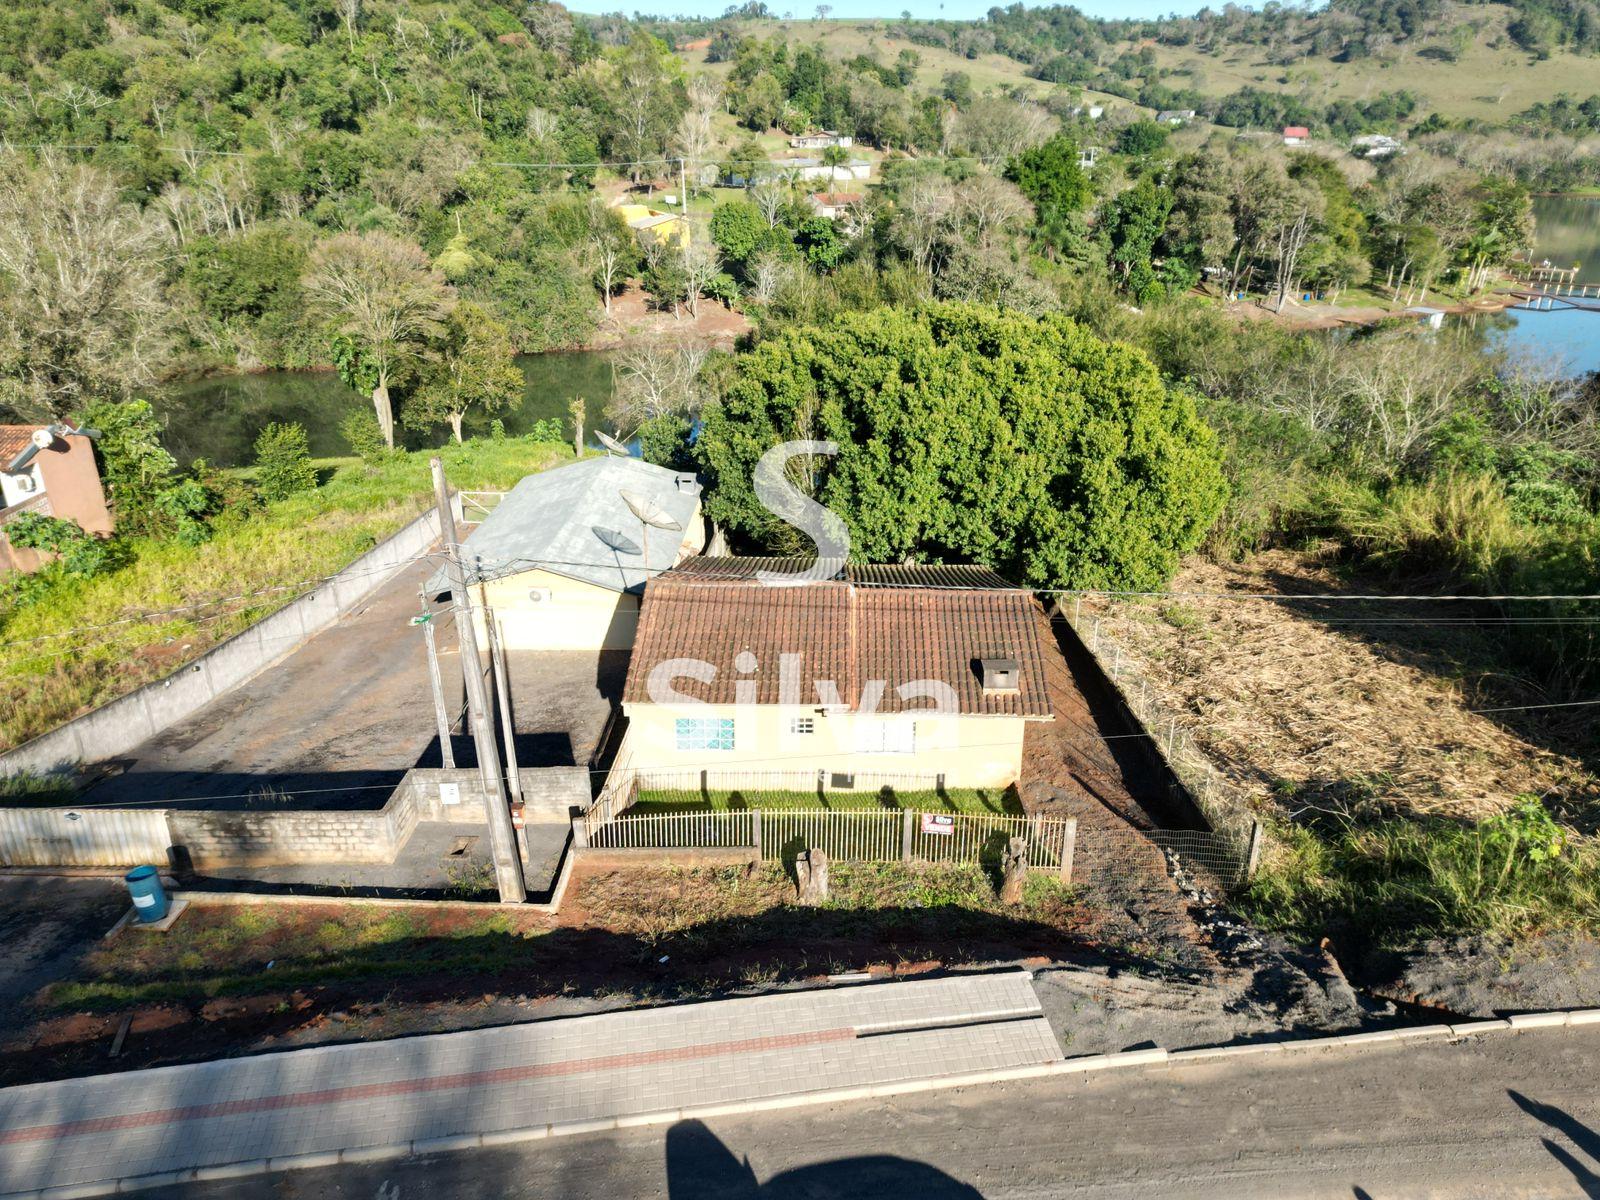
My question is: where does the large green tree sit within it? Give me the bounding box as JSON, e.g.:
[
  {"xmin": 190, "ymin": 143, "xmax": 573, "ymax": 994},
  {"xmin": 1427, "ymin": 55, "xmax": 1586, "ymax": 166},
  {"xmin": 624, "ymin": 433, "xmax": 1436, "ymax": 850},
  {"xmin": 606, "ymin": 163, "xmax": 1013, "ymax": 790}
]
[{"xmin": 695, "ymin": 303, "xmax": 1227, "ymax": 590}]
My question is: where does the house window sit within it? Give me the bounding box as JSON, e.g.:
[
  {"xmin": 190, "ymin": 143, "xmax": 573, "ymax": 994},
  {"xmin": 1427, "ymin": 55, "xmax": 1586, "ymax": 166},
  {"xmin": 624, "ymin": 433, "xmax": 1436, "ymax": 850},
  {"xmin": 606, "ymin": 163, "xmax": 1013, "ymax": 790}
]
[
  {"xmin": 675, "ymin": 717, "xmax": 735, "ymax": 751},
  {"xmin": 790, "ymin": 717, "xmax": 815, "ymax": 736},
  {"xmin": 854, "ymin": 719, "xmax": 916, "ymax": 755}
]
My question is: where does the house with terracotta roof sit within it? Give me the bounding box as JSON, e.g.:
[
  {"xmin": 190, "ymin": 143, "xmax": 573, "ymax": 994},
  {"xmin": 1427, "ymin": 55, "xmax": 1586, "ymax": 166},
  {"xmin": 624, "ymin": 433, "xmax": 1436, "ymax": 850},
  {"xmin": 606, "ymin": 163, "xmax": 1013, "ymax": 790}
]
[
  {"xmin": 808, "ymin": 191, "xmax": 864, "ymax": 220},
  {"xmin": 620, "ymin": 559, "xmax": 1055, "ymax": 788},
  {"xmin": 1282, "ymin": 125, "xmax": 1310, "ymax": 145},
  {"xmin": 0, "ymin": 423, "xmax": 112, "ymax": 573}
]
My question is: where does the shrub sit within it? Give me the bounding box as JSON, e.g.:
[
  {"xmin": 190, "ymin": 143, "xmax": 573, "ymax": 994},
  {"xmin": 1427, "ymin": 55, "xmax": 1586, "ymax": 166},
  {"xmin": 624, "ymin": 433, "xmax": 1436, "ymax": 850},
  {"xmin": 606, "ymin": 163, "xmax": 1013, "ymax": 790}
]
[
  {"xmin": 1243, "ymin": 798, "xmax": 1600, "ymax": 948},
  {"xmin": 4, "ymin": 513, "xmax": 121, "ymax": 578},
  {"xmin": 253, "ymin": 421, "xmax": 317, "ymax": 502},
  {"xmin": 525, "ymin": 417, "xmax": 563, "ymax": 442},
  {"xmin": 696, "ymin": 302, "xmax": 1227, "ymax": 590},
  {"xmin": 339, "ymin": 411, "xmax": 391, "ymax": 465}
]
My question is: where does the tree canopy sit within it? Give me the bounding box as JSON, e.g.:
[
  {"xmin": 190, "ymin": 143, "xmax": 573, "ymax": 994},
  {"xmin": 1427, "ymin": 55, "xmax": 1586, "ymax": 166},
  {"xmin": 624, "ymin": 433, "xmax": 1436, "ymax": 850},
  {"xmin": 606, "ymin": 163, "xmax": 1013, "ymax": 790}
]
[{"xmin": 695, "ymin": 302, "xmax": 1227, "ymax": 590}]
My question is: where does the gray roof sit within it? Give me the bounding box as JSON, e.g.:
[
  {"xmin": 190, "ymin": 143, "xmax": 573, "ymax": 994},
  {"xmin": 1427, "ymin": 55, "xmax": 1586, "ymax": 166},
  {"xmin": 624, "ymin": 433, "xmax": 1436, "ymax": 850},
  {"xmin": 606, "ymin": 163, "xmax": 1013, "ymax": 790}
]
[{"xmin": 426, "ymin": 456, "xmax": 702, "ymax": 597}]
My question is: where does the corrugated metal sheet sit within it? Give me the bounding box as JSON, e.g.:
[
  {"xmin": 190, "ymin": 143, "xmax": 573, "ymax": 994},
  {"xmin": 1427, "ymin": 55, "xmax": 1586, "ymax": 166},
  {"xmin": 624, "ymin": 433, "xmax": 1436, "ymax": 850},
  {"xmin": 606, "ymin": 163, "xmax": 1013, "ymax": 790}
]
[{"xmin": 0, "ymin": 807, "xmax": 170, "ymax": 867}]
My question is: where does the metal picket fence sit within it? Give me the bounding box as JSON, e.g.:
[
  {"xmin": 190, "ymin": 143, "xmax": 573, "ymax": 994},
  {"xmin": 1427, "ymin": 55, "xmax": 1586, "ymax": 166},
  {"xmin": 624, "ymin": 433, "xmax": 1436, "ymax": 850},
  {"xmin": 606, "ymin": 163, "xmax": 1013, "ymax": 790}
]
[{"xmin": 585, "ymin": 806, "xmax": 1077, "ymax": 878}]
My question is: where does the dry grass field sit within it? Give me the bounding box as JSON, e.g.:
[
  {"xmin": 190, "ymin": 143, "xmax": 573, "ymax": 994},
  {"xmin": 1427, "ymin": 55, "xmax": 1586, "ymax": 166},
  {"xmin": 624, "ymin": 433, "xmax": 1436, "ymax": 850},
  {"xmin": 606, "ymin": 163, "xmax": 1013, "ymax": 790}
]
[{"xmin": 1085, "ymin": 550, "xmax": 1600, "ymax": 824}]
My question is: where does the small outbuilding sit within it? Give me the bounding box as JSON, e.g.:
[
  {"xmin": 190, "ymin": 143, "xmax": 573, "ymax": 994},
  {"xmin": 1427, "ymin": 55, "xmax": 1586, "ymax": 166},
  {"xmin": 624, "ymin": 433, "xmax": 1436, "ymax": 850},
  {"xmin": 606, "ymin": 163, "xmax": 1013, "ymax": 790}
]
[
  {"xmin": 1282, "ymin": 125, "xmax": 1310, "ymax": 145},
  {"xmin": 427, "ymin": 457, "xmax": 706, "ymax": 651},
  {"xmin": 0, "ymin": 424, "xmax": 112, "ymax": 574}
]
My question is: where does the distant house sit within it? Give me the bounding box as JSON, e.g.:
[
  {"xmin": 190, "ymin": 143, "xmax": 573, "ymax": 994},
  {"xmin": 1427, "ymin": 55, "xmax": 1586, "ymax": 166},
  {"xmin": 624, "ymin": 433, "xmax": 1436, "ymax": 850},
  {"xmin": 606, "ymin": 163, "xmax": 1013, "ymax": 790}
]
[
  {"xmin": 1282, "ymin": 125, "xmax": 1310, "ymax": 145},
  {"xmin": 808, "ymin": 191, "xmax": 864, "ymax": 219},
  {"xmin": 0, "ymin": 424, "xmax": 112, "ymax": 574},
  {"xmin": 788, "ymin": 130, "xmax": 853, "ymax": 150},
  {"xmin": 1070, "ymin": 103, "xmax": 1105, "ymax": 120},
  {"xmin": 620, "ymin": 559, "xmax": 1056, "ymax": 789},
  {"xmin": 427, "ymin": 457, "xmax": 706, "ymax": 651},
  {"xmin": 1156, "ymin": 109, "xmax": 1196, "ymax": 125},
  {"xmin": 614, "ymin": 203, "xmax": 690, "ymax": 250},
  {"xmin": 782, "ymin": 156, "xmax": 873, "ymax": 184},
  {"xmin": 1352, "ymin": 133, "xmax": 1404, "ymax": 159},
  {"xmin": 1078, "ymin": 145, "xmax": 1101, "ymax": 170}
]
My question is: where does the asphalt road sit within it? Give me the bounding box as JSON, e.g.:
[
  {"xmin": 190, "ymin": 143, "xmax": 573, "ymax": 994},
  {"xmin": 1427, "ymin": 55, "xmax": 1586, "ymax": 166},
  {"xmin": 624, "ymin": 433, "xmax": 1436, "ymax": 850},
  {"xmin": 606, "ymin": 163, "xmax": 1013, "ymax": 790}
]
[{"xmin": 145, "ymin": 1026, "xmax": 1600, "ymax": 1200}]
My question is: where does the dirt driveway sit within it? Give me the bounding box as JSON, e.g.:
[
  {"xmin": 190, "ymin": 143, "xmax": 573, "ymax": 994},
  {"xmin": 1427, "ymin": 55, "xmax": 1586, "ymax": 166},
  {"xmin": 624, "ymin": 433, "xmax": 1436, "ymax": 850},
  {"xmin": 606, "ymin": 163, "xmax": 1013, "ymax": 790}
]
[{"xmin": 0, "ymin": 876, "xmax": 126, "ymax": 1012}]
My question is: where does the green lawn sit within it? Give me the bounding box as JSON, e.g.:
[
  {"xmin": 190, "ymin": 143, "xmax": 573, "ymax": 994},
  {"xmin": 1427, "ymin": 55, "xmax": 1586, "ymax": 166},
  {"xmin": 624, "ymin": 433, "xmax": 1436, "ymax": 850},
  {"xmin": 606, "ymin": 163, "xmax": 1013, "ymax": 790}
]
[
  {"xmin": 629, "ymin": 785, "xmax": 1023, "ymax": 815},
  {"xmin": 0, "ymin": 438, "xmax": 579, "ymax": 751}
]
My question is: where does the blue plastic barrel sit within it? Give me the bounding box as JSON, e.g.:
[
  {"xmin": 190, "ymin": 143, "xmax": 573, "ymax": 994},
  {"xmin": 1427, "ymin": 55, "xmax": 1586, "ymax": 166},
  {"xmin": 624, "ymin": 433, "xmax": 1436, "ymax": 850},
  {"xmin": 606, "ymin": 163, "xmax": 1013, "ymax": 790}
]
[{"xmin": 124, "ymin": 865, "xmax": 169, "ymax": 924}]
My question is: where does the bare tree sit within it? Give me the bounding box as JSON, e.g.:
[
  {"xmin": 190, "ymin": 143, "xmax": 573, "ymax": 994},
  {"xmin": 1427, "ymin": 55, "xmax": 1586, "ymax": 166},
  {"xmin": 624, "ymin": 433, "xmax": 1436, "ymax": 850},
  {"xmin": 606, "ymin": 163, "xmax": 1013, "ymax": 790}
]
[
  {"xmin": 896, "ymin": 174, "xmax": 958, "ymax": 276},
  {"xmin": 680, "ymin": 239, "xmax": 722, "ymax": 319},
  {"xmin": 302, "ymin": 232, "xmax": 456, "ymax": 448},
  {"xmin": 751, "ymin": 179, "xmax": 787, "ymax": 228},
  {"xmin": 607, "ymin": 335, "xmax": 709, "ymax": 436},
  {"xmin": 333, "ymin": 0, "xmax": 360, "ymax": 49},
  {"xmin": 954, "ymin": 173, "xmax": 1032, "ymax": 248},
  {"xmin": 0, "ymin": 154, "xmax": 172, "ymax": 422},
  {"xmin": 747, "ymin": 249, "xmax": 788, "ymax": 304},
  {"xmin": 585, "ymin": 202, "xmax": 633, "ymax": 318}
]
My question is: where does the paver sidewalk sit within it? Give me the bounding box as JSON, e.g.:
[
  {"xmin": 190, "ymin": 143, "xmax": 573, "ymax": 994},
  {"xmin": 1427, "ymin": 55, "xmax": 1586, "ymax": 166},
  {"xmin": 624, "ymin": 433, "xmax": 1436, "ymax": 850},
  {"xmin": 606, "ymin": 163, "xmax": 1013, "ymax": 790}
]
[{"xmin": 0, "ymin": 973, "xmax": 1060, "ymax": 1197}]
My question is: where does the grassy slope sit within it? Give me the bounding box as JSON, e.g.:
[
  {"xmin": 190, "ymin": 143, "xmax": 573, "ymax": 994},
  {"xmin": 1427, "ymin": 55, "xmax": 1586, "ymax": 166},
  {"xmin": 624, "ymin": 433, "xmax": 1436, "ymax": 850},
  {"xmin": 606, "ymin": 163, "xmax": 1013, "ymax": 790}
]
[
  {"xmin": 1118, "ymin": 4, "xmax": 1597, "ymax": 125},
  {"xmin": 680, "ymin": 9, "xmax": 1598, "ymax": 129},
  {"xmin": 679, "ymin": 19, "xmax": 1125, "ymax": 109},
  {"xmin": 0, "ymin": 439, "xmax": 577, "ymax": 752}
]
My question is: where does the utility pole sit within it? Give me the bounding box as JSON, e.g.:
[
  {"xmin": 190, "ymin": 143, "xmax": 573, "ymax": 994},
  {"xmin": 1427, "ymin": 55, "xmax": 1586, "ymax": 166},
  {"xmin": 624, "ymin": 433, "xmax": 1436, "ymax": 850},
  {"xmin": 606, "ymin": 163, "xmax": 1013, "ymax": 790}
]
[
  {"xmin": 419, "ymin": 601, "xmax": 455, "ymax": 770},
  {"xmin": 431, "ymin": 457, "xmax": 526, "ymax": 903},
  {"xmin": 679, "ymin": 156, "xmax": 688, "ymax": 214}
]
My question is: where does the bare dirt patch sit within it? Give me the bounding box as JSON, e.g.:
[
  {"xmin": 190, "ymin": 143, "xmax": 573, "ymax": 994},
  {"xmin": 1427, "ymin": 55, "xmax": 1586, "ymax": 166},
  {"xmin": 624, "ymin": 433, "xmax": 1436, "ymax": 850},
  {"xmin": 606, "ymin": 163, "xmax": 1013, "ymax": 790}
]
[
  {"xmin": 585, "ymin": 283, "xmax": 751, "ymax": 348},
  {"xmin": 1085, "ymin": 551, "xmax": 1598, "ymax": 821}
]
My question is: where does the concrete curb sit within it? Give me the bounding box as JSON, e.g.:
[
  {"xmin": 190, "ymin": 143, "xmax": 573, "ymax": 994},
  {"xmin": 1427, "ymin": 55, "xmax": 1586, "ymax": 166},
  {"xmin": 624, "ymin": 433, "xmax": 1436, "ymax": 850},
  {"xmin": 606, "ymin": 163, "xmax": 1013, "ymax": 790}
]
[{"xmin": 7, "ymin": 1008, "xmax": 1600, "ymax": 1200}]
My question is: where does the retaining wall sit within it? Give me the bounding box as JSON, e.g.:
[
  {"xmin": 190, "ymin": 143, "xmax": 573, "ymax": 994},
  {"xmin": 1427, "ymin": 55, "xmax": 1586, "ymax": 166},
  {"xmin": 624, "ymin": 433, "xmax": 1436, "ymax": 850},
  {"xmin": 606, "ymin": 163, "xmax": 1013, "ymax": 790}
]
[
  {"xmin": 0, "ymin": 764, "xmax": 586, "ymax": 868},
  {"xmin": 0, "ymin": 497, "xmax": 460, "ymax": 780}
]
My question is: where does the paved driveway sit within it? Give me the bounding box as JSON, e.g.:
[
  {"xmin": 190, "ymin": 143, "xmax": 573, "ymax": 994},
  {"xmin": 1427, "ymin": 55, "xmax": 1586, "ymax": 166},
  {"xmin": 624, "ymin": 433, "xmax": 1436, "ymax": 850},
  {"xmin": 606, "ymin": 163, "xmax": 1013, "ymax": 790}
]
[{"xmin": 75, "ymin": 558, "xmax": 462, "ymax": 812}]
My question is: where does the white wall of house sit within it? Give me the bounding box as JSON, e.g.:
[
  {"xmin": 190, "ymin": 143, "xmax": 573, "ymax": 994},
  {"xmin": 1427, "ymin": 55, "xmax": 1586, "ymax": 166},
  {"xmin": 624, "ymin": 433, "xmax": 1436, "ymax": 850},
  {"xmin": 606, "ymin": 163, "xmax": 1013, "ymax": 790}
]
[{"xmin": 620, "ymin": 702, "xmax": 1031, "ymax": 790}]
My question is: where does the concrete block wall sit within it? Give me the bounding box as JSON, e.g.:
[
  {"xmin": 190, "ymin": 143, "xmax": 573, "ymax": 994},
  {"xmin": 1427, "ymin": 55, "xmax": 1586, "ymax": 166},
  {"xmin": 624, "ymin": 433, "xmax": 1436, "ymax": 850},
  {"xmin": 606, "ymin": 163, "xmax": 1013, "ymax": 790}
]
[
  {"xmin": 0, "ymin": 498, "xmax": 458, "ymax": 780},
  {"xmin": 167, "ymin": 803, "xmax": 410, "ymax": 868}
]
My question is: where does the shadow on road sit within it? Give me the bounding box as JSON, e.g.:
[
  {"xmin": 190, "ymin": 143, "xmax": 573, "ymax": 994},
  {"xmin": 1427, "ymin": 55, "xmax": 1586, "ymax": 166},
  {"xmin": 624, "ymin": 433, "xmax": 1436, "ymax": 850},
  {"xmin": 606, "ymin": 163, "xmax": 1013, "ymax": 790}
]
[
  {"xmin": 1510, "ymin": 1089, "xmax": 1600, "ymax": 1198},
  {"xmin": 665, "ymin": 1118, "xmax": 983, "ymax": 1199}
]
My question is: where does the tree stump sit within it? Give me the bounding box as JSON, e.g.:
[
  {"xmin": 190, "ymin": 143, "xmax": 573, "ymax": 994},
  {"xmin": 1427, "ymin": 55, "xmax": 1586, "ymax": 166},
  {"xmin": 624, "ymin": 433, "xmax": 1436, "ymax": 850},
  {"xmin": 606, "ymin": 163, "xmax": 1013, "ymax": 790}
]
[
  {"xmin": 1000, "ymin": 837, "xmax": 1028, "ymax": 905},
  {"xmin": 795, "ymin": 847, "xmax": 830, "ymax": 906}
]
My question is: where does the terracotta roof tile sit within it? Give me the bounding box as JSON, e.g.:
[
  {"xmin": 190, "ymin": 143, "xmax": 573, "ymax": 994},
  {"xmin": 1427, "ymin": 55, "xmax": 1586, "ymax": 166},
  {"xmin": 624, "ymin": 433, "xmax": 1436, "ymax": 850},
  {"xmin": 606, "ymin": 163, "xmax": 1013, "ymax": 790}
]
[
  {"xmin": 0, "ymin": 426, "xmax": 36, "ymax": 462},
  {"xmin": 623, "ymin": 561, "xmax": 1053, "ymax": 718}
]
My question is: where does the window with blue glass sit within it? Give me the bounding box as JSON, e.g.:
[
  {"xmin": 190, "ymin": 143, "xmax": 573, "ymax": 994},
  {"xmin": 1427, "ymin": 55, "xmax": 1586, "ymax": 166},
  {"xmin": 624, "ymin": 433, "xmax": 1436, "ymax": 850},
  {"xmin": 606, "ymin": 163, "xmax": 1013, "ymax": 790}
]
[{"xmin": 675, "ymin": 717, "xmax": 735, "ymax": 751}]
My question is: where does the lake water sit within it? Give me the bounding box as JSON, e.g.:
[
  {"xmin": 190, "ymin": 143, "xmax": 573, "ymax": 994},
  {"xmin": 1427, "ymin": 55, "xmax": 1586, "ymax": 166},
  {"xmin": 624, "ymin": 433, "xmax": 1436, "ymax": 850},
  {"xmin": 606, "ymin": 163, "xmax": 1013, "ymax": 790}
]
[
  {"xmin": 1456, "ymin": 194, "xmax": 1600, "ymax": 378},
  {"xmin": 158, "ymin": 351, "xmax": 616, "ymax": 466},
  {"xmin": 161, "ymin": 195, "xmax": 1600, "ymax": 467}
]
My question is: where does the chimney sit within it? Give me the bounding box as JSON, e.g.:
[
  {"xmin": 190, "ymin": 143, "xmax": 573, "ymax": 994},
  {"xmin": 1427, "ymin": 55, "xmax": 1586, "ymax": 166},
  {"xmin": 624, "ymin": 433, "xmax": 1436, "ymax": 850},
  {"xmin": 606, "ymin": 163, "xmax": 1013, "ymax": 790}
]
[{"xmin": 978, "ymin": 656, "xmax": 1020, "ymax": 695}]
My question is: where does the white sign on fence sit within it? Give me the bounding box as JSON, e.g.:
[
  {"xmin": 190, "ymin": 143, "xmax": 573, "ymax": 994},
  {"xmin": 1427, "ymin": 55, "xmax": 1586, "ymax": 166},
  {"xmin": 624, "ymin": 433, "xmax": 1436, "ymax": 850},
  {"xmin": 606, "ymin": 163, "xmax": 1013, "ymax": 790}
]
[
  {"xmin": 920, "ymin": 813, "xmax": 954, "ymax": 837},
  {"xmin": 439, "ymin": 783, "xmax": 461, "ymax": 807}
]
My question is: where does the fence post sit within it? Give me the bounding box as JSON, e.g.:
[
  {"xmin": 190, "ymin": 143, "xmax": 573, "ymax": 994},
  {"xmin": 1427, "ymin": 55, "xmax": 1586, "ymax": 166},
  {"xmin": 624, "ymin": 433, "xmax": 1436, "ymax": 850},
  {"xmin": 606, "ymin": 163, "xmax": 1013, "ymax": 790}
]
[
  {"xmin": 901, "ymin": 809, "xmax": 915, "ymax": 863},
  {"xmin": 1245, "ymin": 819, "xmax": 1263, "ymax": 880},
  {"xmin": 752, "ymin": 809, "xmax": 762, "ymax": 859},
  {"xmin": 571, "ymin": 812, "xmax": 590, "ymax": 850},
  {"xmin": 1059, "ymin": 818, "xmax": 1076, "ymax": 884}
]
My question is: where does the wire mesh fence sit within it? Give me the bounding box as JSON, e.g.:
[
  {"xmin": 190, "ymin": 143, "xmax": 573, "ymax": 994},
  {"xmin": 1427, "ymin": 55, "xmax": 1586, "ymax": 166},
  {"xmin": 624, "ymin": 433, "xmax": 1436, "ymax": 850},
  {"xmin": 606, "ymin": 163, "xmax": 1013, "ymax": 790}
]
[{"xmin": 1057, "ymin": 601, "xmax": 1262, "ymax": 884}]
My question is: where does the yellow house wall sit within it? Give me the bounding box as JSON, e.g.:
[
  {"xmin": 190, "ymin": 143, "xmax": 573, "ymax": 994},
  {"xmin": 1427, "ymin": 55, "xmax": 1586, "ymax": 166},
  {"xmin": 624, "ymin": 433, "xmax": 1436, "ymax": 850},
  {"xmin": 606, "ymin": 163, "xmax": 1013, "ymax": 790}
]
[
  {"xmin": 475, "ymin": 568, "xmax": 639, "ymax": 651},
  {"xmin": 620, "ymin": 703, "xmax": 1032, "ymax": 790},
  {"xmin": 471, "ymin": 499, "xmax": 704, "ymax": 651}
]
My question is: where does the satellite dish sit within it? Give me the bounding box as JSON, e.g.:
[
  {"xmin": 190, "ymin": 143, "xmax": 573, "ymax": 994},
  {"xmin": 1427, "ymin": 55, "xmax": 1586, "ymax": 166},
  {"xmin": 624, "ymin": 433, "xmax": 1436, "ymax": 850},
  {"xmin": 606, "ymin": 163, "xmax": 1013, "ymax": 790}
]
[
  {"xmin": 592, "ymin": 525, "xmax": 642, "ymax": 556},
  {"xmin": 595, "ymin": 429, "xmax": 631, "ymax": 457},
  {"xmin": 620, "ymin": 489, "xmax": 683, "ymax": 532}
]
